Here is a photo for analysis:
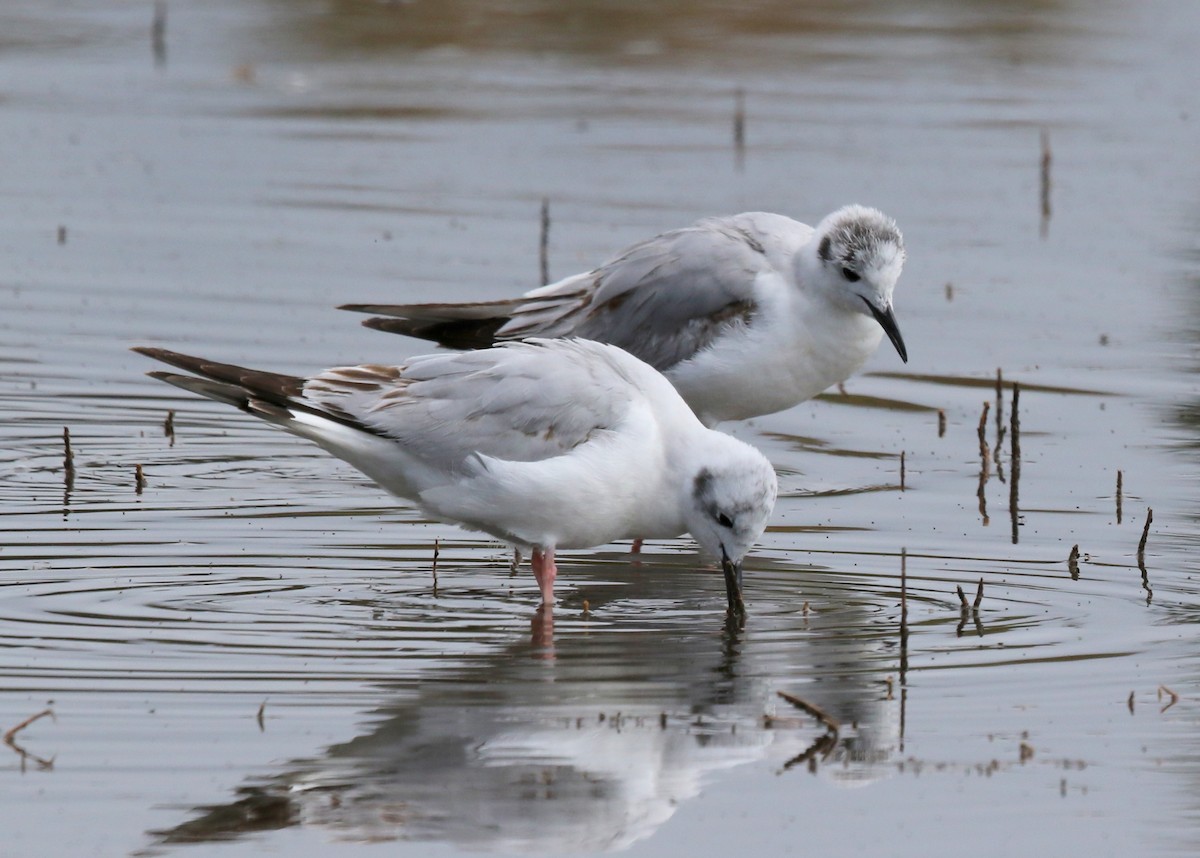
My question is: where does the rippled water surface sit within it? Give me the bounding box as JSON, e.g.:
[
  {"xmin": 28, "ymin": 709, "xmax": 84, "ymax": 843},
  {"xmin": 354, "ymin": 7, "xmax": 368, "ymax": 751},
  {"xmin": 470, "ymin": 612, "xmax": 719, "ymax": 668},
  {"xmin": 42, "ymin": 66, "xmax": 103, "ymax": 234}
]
[{"xmin": 3, "ymin": 1, "xmax": 1200, "ymax": 856}]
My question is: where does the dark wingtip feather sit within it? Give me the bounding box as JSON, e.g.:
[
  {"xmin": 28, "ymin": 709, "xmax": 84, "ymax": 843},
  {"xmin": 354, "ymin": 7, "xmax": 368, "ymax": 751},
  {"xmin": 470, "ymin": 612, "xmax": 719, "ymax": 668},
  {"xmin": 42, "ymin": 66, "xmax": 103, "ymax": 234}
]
[
  {"xmin": 361, "ymin": 316, "xmax": 507, "ymax": 350},
  {"xmin": 133, "ymin": 346, "xmax": 305, "ymax": 404}
]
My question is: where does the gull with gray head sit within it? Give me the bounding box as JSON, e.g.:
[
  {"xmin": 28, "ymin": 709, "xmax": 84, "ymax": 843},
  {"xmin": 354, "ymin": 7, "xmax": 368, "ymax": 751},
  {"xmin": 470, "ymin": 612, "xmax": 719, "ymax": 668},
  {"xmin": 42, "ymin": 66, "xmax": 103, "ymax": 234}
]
[
  {"xmin": 134, "ymin": 339, "xmax": 777, "ymax": 616},
  {"xmin": 343, "ymin": 205, "xmax": 908, "ymax": 427}
]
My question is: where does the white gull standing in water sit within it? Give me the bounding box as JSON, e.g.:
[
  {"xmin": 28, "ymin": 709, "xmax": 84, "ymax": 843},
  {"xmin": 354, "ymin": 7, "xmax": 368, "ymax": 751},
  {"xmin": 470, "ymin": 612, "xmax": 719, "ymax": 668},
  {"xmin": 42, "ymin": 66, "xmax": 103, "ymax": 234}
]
[
  {"xmin": 342, "ymin": 205, "xmax": 908, "ymax": 427},
  {"xmin": 133, "ymin": 339, "xmax": 777, "ymax": 616}
]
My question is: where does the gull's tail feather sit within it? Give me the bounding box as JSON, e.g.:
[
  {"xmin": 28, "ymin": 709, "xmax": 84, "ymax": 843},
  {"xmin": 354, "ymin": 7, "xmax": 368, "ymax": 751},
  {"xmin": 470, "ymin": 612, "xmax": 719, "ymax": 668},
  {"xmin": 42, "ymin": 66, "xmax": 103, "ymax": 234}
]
[
  {"xmin": 133, "ymin": 347, "xmax": 355, "ymax": 431},
  {"xmin": 340, "ymin": 300, "xmax": 521, "ymax": 349}
]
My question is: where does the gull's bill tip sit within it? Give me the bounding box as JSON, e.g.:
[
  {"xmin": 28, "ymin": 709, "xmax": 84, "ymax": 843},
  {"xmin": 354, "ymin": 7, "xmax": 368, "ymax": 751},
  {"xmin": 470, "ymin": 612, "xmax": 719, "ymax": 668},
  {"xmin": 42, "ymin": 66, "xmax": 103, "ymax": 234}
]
[{"xmin": 866, "ymin": 301, "xmax": 908, "ymax": 364}]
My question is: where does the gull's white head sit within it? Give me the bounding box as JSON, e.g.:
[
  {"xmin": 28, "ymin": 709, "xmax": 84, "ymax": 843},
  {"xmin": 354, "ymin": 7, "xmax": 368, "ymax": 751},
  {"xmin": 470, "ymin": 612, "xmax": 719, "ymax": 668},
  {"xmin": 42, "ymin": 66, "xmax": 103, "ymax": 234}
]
[
  {"xmin": 811, "ymin": 205, "xmax": 908, "ymax": 363},
  {"xmin": 683, "ymin": 437, "xmax": 778, "ymax": 604}
]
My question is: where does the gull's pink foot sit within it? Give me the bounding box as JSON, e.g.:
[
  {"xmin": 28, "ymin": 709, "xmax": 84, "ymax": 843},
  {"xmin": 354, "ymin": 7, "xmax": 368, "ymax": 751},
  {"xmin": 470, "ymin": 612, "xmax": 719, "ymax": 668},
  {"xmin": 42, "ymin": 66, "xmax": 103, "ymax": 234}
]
[{"xmin": 631, "ymin": 539, "xmax": 643, "ymax": 554}]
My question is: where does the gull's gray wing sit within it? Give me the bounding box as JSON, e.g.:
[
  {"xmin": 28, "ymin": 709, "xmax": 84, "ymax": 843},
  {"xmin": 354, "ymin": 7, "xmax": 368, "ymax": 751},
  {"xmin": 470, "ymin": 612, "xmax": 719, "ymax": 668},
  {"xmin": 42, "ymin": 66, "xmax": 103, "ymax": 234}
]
[
  {"xmin": 136, "ymin": 341, "xmax": 640, "ymax": 476},
  {"xmin": 305, "ymin": 339, "xmax": 639, "ymax": 473},
  {"xmin": 498, "ymin": 217, "xmax": 785, "ymax": 372},
  {"xmin": 344, "ymin": 214, "xmax": 805, "ymax": 370}
]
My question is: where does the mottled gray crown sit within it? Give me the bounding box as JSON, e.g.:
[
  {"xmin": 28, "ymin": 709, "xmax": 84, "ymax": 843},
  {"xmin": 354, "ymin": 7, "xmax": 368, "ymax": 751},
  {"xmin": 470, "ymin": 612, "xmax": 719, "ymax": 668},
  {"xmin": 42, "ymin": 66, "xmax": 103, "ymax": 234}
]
[{"xmin": 817, "ymin": 206, "xmax": 904, "ymax": 268}]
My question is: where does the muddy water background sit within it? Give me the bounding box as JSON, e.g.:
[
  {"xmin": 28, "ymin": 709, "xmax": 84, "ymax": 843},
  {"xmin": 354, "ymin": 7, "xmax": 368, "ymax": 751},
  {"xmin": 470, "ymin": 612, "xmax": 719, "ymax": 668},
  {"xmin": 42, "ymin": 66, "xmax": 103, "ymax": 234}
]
[{"xmin": 3, "ymin": 1, "xmax": 1200, "ymax": 855}]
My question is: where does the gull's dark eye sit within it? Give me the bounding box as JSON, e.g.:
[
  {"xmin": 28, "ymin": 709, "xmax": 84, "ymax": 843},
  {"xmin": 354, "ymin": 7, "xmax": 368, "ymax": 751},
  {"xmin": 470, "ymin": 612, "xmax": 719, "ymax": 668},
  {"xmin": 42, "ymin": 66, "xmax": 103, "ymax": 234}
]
[
  {"xmin": 717, "ymin": 512, "xmax": 734, "ymax": 528},
  {"xmin": 841, "ymin": 267, "xmax": 860, "ymax": 282}
]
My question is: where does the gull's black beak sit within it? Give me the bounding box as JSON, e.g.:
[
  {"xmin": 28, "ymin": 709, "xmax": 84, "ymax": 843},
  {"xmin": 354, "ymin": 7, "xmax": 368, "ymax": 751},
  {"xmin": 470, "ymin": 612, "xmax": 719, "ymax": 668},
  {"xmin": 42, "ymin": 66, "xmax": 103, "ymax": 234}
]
[
  {"xmin": 864, "ymin": 299, "xmax": 908, "ymax": 364},
  {"xmin": 721, "ymin": 547, "xmax": 746, "ymax": 618}
]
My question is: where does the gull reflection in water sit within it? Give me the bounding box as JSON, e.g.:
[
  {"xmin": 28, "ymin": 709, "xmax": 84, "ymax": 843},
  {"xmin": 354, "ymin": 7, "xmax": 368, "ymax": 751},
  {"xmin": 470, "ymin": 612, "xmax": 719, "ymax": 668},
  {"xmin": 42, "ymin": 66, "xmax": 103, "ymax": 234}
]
[{"xmin": 150, "ymin": 563, "xmax": 900, "ymax": 852}]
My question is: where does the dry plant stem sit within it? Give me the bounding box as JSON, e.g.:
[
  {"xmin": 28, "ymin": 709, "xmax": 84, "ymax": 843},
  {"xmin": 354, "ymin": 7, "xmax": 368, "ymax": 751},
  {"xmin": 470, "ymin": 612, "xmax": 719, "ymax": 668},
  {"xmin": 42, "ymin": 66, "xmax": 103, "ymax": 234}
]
[
  {"xmin": 135, "ymin": 464, "xmax": 146, "ymax": 494},
  {"xmin": 1009, "ymin": 382, "xmax": 1021, "ymax": 544},
  {"xmin": 1116, "ymin": 470, "xmax": 1123, "ymax": 523},
  {"xmin": 956, "ymin": 585, "xmax": 969, "ymax": 611},
  {"xmin": 1159, "ymin": 684, "xmax": 1179, "ymax": 712},
  {"xmin": 973, "ymin": 579, "xmax": 984, "ymax": 611},
  {"xmin": 164, "ymin": 409, "xmax": 175, "ymax": 445},
  {"xmin": 899, "ymin": 548, "xmax": 909, "ymax": 684},
  {"xmin": 937, "ymin": 408, "xmax": 946, "ymax": 437},
  {"xmin": 900, "ymin": 451, "xmax": 906, "ymax": 491}
]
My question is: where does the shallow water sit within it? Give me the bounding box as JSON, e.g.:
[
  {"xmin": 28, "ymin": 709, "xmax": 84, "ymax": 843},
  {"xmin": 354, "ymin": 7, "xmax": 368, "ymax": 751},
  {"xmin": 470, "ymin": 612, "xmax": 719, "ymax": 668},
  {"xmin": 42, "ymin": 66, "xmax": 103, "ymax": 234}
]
[{"xmin": 2, "ymin": 1, "xmax": 1200, "ymax": 855}]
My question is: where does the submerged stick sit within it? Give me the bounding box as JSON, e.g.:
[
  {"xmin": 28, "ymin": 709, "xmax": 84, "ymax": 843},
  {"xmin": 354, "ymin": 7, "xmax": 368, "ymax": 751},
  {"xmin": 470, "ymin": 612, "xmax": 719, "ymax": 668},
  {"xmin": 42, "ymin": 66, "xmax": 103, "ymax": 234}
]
[
  {"xmin": 432, "ymin": 539, "xmax": 440, "ymax": 594},
  {"xmin": 1138, "ymin": 508, "xmax": 1154, "ymax": 604},
  {"xmin": 899, "ymin": 548, "xmax": 908, "ymax": 684},
  {"xmin": 1009, "ymin": 382, "xmax": 1021, "ymax": 544},
  {"xmin": 1138, "ymin": 508, "xmax": 1153, "ymax": 559}
]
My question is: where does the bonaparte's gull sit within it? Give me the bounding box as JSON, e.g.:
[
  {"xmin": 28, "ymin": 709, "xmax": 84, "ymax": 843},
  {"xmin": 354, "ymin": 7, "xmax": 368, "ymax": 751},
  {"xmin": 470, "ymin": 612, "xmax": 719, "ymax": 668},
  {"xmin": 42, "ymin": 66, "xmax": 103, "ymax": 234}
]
[
  {"xmin": 133, "ymin": 339, "xmax": 777, "ymax": 614},
  {"xmin": 342, "ymin": 205, "xmax": 907, "ymax": 427}
]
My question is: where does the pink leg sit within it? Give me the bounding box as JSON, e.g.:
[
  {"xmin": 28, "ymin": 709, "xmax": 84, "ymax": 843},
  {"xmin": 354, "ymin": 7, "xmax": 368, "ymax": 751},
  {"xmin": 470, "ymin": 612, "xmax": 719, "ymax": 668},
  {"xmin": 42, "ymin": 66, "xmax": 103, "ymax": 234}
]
[
  {"xmin": 631, "ymin": 539, "xmax": 643, "ymax": 554},
  {"xmin": 531, "ymin": 547, "xmax": 558, "ymax": 605}
]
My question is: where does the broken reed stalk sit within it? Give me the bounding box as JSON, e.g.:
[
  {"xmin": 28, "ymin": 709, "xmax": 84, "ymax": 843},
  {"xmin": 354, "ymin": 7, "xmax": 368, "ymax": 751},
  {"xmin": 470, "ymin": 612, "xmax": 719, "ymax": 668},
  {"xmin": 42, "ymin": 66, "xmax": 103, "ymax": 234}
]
[
  {"xmin": 900, "ymin": 451, "xmax": 906, "ymax": 491},
  {"xmin": 1068, "ymin": 544, "xmax": 1080, "ymax": 579},
  {"xmin": 539, "ymin": 197, "xmax": 550, "ymax": 286},
  {"xmin": 956, "ymin": 585, "xmax": 970, "ymax": 612},
  {"xmin": 1116, "ymin": 470, "xmax": 1123, "ymax": 524},
  {"xmin": 256, "ymin": 700, "xmax": 266, "ymax": 731},
  {"xmin": 1158, "ymin": 684, "xmax": 1179, "ymax": 712},
  {"xmin": 164, "ymin": 409, "xmax": 176, "ymax": 445},
  {"xmin": 3, "ymin": 709, "xmax": 54, "ymax": 745},
  {"xmin": 977, "ymin": 401, "xmax": 991, "ymax": 476},
  {"xmin": 63, "ymin": 426, "xmax": 75, "ymax": 477},
  {"xmin": 937, "ymin": 409, "xmax": 946, "ymax": 438},
  {"xmin": 995, "ymin": 369, "xmax": 1005, "ymax": 443},
  {"xmin": 777, "ymin": 691, "xmax": 840, "ymax": 734},
  {"xmin": 973, "ymin": 579, "xmax": 984, "ymax": 611},
  {"xmin": 135, "ymin": 464, "xmax": 146, "ymax": 494},
  {"xmin": 1009, "ymin": 382, "xmax": 1021, "ymax": 545},
  {"xmin": 1138, "ymin": 508, "xmax": 1153, "ymax": 561},
  {"xmin": 899, "ymin": 548, "xmax": 908, "ymax": 683}
]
